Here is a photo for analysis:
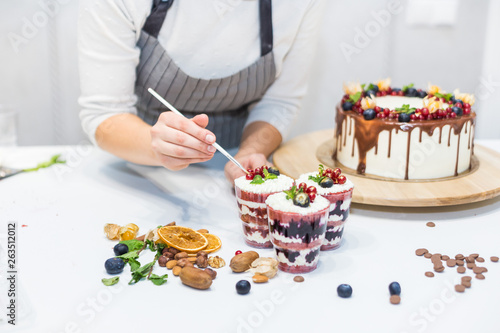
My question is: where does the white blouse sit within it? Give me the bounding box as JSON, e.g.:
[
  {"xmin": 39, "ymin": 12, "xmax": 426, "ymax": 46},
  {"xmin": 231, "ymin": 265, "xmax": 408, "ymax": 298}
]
[{"xmin": 78, "ymin": 0, "xmax": 324, "ymax": 144}]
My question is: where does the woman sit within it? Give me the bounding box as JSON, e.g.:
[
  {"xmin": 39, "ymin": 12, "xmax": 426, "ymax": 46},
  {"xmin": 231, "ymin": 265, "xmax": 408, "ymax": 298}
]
[{"xmin": 78, "ymin": 0, "xmax": 323, "ymax": 184}]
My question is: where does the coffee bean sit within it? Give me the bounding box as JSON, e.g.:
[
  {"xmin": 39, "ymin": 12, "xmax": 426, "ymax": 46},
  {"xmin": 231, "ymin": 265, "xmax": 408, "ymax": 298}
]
[
  {"xmin": 442, "ymin": 255, "xmax": 450, "ymax": 261},
  {"xmin": 476, "ymin": 274, "xmax": 485, "ymax": 280},
  {"xmin": 476, "ymin": 257, "xmax": 485, "ymax": 263},
  {"xmin": 470, "ymin": 253, "xmax": 479, "ymax": 259},
  {"xmin": 424, "ymin": 252, "xmax": 432, "ymax": 259},
  {"xmin": 425, "ymin": 271, "xmax": 434, "ymax": 277},
  {"xmin": 455, "ymin": 254, "xmax": 465, "ymax": 260},
  {"xmin": 457, "ymin": 266, "xmax": 466, "ymax": 274},
  {"xmin": 415, "ymin": 248, "xmax": 428, "ymax": 256},
  {"xmin": 390, "ymin": 295, "xmax": 401, "ymax": 304},
  {"xmin": 293, "ymin": 276, "xmax": 304, "ymax": 283},
  {"xmin": 455, "ymin": 284, "xmax": 465, "ymax": 292},
  {"xmin": 456, "ymin": 260, "xmax": 464, "ymax": 266},
  {"xmin": 446, "ymin": 259, "xmax": 456, "ymax": 267},
  {"xmin": 426, "ymin": 222, "xmax": 436, "ymax": 227},
  {"xmin": 491, "ymin": 256, "xmax": 499, "ymax": 262}
]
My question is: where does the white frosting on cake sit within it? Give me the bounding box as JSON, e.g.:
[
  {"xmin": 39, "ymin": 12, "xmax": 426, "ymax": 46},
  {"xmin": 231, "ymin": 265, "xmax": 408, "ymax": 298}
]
[
  {"xmin": 266, "ymin": 192, "xmax": 329, "ymax": 215},
  {"xmin": 296, "ymin": 172, "xmax": 354, "ymax": 195},
  {"xmin": 276, "ymin": 249, "xmax": 319, "ymax": 267},
  {"xmin": 375, "ymin": 95, "xmax": 451, "ymax": 110},
  {"xmin": 234, "ymin": 174, "xmax": 294, "ymax": 194}
]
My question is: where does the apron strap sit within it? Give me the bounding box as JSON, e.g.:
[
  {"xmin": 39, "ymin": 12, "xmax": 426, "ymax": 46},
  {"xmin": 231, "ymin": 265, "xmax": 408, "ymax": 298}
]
[
  {"xmin": 142, "ymin": 0, "xmax": 174, "ymax": 38},
  {"xmin": 259, "ymin": 0, "xmax": 273, "ymax": 56},
  {"xmin": 142, "ymin": 0, "xmax": 274, "ymax": 55}
]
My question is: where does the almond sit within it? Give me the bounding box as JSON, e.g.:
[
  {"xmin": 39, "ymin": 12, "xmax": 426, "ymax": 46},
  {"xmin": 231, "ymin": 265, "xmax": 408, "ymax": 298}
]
[
  {"xmin": 252, "ymin": 274, "xmax": 269, "ymax": 283},
  {"xmin": 166, "ymin": 260, "xmax": 178, "ymax": 269},
  {"xmin": 173, "ymin": 266, "xmax": 182, "ymax": 276}
]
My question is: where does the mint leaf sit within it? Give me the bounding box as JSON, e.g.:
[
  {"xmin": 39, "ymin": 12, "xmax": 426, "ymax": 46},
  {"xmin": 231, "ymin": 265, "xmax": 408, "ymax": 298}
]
[
  {"xmin": 348, "ymin": 92, "xmax": 362, "ymax": 103},
  {"xmin": 395, "ymin": 104, "xmax": 416, "ymax": 114},
  {"xmin": 250, "ymin": 175, "xmax": 264, "ymax": 185},
  {"xmin": 361, "ymin": 83, "xmax": 366, "ymax": 90},
  {"xmin": 402, "ymin": 83, "xmax": 414, "ymax": 92},
  {"xmin": 117, "ymin": 250, "xmax": 139, "ymax": 260},
  {"xmin": 308, "ymin": 174, "xmax": 325, "ymax": 184},
  {"xmin": 23, "ymin": 154, "xmax": 66, "ymax": 172},
  {"xmin": 118, "ymin": 240, "xmax": 144, "ymax": 252},
  {"xmin": 128, "ymin": 258, "xmax": 141, "ymax": 272},
  {"xmin": 102, "ymin": 277, "xmax": 119, "ymax": 286},
  {"xmin": 435, "ymin": 92, "xmax": 453, "ymax": 102},
  {"xmin": 366, "ymin": 83, "xmax": 377, "ymax": 91},
  {"xmin": 129, "ymin": 262, "xmax": 155, "ymax": 285},
  {"xmin": 149, "ymin": 273, "xmax": 168, "ymax": 286},
  {"xmin": 284, "ymin": 185, "xmax": 298, "ymax": 201},
  {"xmin": 263, "ymin": 168, "xmax": 277, "ymax": 180}
]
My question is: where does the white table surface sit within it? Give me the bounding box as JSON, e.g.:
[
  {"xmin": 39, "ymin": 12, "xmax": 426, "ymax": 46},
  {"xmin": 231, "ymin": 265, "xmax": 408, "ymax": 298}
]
[{"xmin": 1, "ymin": 140, "xmax": 500, "ymax": 333}]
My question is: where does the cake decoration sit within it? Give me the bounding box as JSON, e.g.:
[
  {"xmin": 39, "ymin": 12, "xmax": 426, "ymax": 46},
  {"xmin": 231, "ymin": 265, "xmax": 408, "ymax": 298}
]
[{"xmin": 334, "ymin": 79, "xmax": 476, "ymax": 180}]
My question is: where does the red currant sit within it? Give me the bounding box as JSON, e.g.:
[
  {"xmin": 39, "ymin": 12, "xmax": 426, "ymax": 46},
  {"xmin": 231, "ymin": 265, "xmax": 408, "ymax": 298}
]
[
  {"xmin": 325, "ymin": 168, "xmax": 333, "ymax": 174},
  {"xmin": 338, "ymin": 175, "xmax": 347, "ymax": 184},
  {"xmin": 374, "ymin": 106, "xmax": 381, "ymax": 112},
  {"xmin": 421, "ymin": 108, "xmax": 429, "ymax": 116},
  {"xmin": 298, "ymin": 182, "xmax": 307, "ymax": 191},
  {"xmin": 463, "ymin": 103, "xmax": 470, "ymax": 109},
  {"xmin": 263, "ymin": 165, "xmax": 269, "ymax": 170},
  {"xmin": 355, "ymin": 100, "xmax": 361, "ymax": 107},
  {"xmin": 391, "ymin": 91, "xmax": 398, "ymax": 96},
  {"xmin": 333, "ymin": 168, "xmax": 341, "ymax": 178},
  {"xmin": 381, "ymin": 91, "xmax": 388, "ymax": 96},
  {"xmin": 463, "ymin": 108, "xmax": 471, "ymax": 115},
  {"xmin": 410, "ymin": 114, "xmax": 416, "ymax": 120},
  {"xmin": 306, "ymin": 186, "xmax": 317, "ymax": 194},
  {"xmin": 384, "ymin": 108, "xmax": 390, "ymax": 116},
  {"xmin": 376, "ymin": 92, "xmax": 382, "ymax": 97},
  {"xmin": 235, "ymin": 250, "xmax": 242, "ymax": 255},
  {"xmin": 397, "ymin": 91, "xmax": 404, "ymax": 96},
  {"xmin": 455, "ymin": 102, "xmax": 463, "ymax": 108},
  {"xmin": 308, "ymin": 193, "xmax": 316, "ymax": 203},
  {"xmin": 246, "ymin": 174, "xmax": 253, "ymax": 180},
  {"xmin": 376, "ymin": 113, "xmax": 383, "ymax": 118},
  {"xmin": 324, "ymin": 172, "xmax": 333, "ymax": 179},
  {"xmin": 450, "ymin": 112, "xmax": 457, "ymax": 118}
]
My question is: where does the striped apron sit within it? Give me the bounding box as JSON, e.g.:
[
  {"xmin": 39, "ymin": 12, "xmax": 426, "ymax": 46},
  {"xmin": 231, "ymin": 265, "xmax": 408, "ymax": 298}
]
[{"xmin": 135, "ymin": 0, "xmax": 276, "ymax": 148}]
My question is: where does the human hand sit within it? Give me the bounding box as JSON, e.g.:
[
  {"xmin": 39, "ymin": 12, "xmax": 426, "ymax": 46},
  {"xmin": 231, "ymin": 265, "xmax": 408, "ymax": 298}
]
[
  {"xmin": 224, "ymin": 153, "xmax": 272, "ymax": 186},
  {"xmin": 150, "ymin": 112, "xmax": 216, "ymax": 170}
]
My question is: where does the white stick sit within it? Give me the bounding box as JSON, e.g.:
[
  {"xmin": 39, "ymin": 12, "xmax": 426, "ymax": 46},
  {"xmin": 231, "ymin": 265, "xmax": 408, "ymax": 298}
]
[{"xmin": 148, "ymin": 88, "xmax": 249, "ymax": 174}]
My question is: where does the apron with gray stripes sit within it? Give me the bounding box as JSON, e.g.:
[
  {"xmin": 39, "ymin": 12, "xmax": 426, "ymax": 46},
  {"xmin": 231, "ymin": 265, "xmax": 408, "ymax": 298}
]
[{"xmin": 135, "ymin": 0, "xmax": 276, "ymax": 148}]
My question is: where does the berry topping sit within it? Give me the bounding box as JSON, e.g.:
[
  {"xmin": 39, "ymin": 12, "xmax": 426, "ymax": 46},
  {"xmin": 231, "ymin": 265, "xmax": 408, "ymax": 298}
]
[
  {"xmin": 389, "ymin": 282, "xmax": 401, "ymax": 296},
  {"xmin": 319, "ymin": 177, "xmax": 334, "ymax": 188},
  {"xmin": 337, "ymin": 284, "xmax": 353, "ymax": 298},
  {"xmin": 417, "ymin": 90, "xmax": 427, "ymax": 98},
  {"xmin": 298, "ymin": 182, "xmax": 307, "ymax": 191},
  {"xmin": 267, "ymin": 167, "xmax": 280, "ymax": 176},
  {"xmin": 332, "ymin": 168, "xmax": 342, "ymax": 178},
  {"xmin": 363, "ymin": 109, "xmax": 376, "ymax": 120},
  {"xmin": 306, "ymin": 186, "xmax": 317, "ymax": 194},
  {"xmin": 451, "ymin": 106, "xmax": 463, "ymax": 116},
  {"xmin": 293, "ymin": 193, "xmax": 310, "ymax": 207},
  {"xmin": 105, "ymin": 257, "xmax": 125, "ymax": 275},
  {"xmin": 236, "ymin": 280, "xmax": 251, "ymax": 295},
  {"xmin": 398, "ymin": 113, "xmax": 411, "ymax": 123},
  {"xmin": 113, "ymin": 243, "xmax": 129, "ymax": 256},
  {"xmin": 342, "ymin": 101, "xmax": 353, "ymax": 111},
  {"xmin": 235, "ymin": 250, "xmax": 242, "ymax": 255},
  {"xmin": 337, "ymin": 175, "xmax": 347, "ymax": 185},
  {"xmin": 405, "ymin": 87, "xmax": 418, "ymax": 97}
]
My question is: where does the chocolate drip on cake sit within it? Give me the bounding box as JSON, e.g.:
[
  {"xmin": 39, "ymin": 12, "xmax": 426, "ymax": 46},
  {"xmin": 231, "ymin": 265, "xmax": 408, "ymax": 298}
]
[{"xmin": 334, "ymin": 105, "xmax": 476, "ymax": 179}]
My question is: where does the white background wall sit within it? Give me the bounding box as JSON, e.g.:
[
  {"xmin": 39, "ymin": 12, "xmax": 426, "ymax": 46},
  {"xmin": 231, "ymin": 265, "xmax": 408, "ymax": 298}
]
[{"xmin": 0, "ymin": 0, "xmax": 499, "ymax": 146}]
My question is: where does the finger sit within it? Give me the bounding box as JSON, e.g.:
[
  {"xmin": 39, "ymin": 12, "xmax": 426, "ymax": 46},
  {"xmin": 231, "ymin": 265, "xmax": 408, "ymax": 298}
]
[
  {"xmin": 154, "ymin": 140, "xmax": 215, "ymax": 160},
  {"xmin": 158, "ymin": 127, "xmax": 216, "ymax": 155},
  {"xmin": 191, "ymin": 114, "xmax": 209, "ymax": 129},
  {"xmin": 159, "ymin": 112, "xmax": 216, "ymax": 145}
]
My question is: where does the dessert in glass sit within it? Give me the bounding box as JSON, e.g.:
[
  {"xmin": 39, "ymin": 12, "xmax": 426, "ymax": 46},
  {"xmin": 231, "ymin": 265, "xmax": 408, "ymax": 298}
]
[
  {"xmin": 297, "ymin": 165, "xmax": 354, "ymax": 250},
  {"xmin": 266, "ymin": 185, "xmax": 329, "ymax": 273},
  {"xmin": 234, "ymin": 166, "xmax": 294, "ymax": 248}
]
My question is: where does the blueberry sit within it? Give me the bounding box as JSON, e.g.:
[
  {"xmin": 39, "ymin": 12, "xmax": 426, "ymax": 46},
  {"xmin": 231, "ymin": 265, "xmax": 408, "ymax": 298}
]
[
  {"xmin": 392, "ymin": 88, "xmax": 401, "ymax": 92},
  {"xmin": 398, "ymin": 113, "xmax": 411, "ymax": 122},
  {"xmin": 105, "ymin": 257, "xmax": 125, "ymax": 275},
  {"xmin": 293, "ymin": 192, "xmax": 310, "ymax": 208},
  {"xmin": 363, "ymin": 109, "xmax": 376, "ymax": 120},
  {"xmin": 405, "ymin": 88, "xmax": 418, "ymax": 97},
  {"xmin": 319, "ymin": 177, "xmax": 334, "ymax": 188},
  {"xmin": 365, "ymin": 90, "xmax": 377, "ymax": 98},
  {"xmin": 389, "ymin": 281, "xmax": 401, "ymax": 296},
  {"xmin": 236, "ymin": 280, "xmax": 251, "ymax": 295},
  {"xmin": 113, "ymin": 243, "xmax": 129, "ymax": 256},
  {"xmin": 454, "ymin": 99, "xmax": 463, "ymax": 105},
  {"xmin": 451, "ymin": 106, "xmax": 463, "ymax": 116},
  {"xmin": 337, "ymin": 284, "xmax": 353, "ymax": 298},
  {"xmin": 342, "ymin": 101, "xmax": 353, "ymax": 111},
  {"xmin": 268, "ymin": 167, "xmax": 280, "ymax": 176},
  {"xmin": 449, "ymin": 96, "xmax": 457, "ymax": 104},
  {"xmin": 417, "ymin": 90, "xmax": 427, "ymax": 98}
]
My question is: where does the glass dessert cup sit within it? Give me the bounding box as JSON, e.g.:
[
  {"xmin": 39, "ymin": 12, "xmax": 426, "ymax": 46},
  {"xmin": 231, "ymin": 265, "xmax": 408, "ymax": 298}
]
[{"xmin": 267, "ymin": 193, "xmax": 329, "ymax": 273}]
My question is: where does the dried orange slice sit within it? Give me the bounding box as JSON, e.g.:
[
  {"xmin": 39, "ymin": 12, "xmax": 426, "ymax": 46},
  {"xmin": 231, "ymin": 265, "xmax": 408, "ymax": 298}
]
[
  {"xmin": 157, "ymin": 226, "xmax": 208, "ymax": 254},
  {"xmin": 202, "ymin": 233, "xmax": 222, "ymax": 254}
]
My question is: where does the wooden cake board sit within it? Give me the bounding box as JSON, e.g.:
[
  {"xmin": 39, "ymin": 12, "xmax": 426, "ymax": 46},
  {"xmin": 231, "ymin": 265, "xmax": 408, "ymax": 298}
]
[{"xmin": 273, "ymin": 129, "xmax": 500, "ymax": 207}]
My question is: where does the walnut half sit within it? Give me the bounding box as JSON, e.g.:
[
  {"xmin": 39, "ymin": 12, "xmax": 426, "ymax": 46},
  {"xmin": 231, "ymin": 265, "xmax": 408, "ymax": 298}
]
[{"xmin": 208, "ymin": 256, "xmax": 226, "ymax": 269}]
